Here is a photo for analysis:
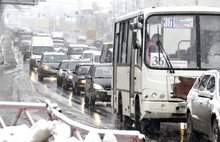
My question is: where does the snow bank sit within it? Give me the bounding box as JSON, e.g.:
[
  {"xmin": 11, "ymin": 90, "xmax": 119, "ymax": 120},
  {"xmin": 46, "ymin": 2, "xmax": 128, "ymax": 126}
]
[{"xmin": 0, "ymin": 120, "xmax": 119, "ymax": 142}]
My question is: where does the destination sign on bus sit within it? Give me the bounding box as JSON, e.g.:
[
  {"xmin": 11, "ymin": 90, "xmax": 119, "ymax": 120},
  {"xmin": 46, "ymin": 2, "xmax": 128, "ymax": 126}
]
[{"xmin": 162, "ymin": 16, "xmax": 193, "ymax": 28}]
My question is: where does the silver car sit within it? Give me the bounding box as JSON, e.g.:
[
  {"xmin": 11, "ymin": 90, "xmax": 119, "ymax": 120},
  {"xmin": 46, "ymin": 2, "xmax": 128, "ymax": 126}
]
[{"xmin": 187, "ymin": 70, "xmax": 220, "ymax": 141}]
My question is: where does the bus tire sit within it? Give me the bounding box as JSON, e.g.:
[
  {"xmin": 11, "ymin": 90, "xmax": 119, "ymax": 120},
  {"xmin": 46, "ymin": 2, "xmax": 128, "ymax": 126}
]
[
  {"xmin": 117, "ymin": 93, "xmax": 123, "ymax": 122},
  {"xmin": 123, "ymin": 115, "xmax": 134, "ymax": 129},
  {"xmin": 135, "ymin": 97, "xmax": 141, "ymax": 131}
]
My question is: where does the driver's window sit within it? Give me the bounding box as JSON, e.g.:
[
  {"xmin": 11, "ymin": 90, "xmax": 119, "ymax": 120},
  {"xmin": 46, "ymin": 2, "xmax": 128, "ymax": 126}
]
[
  {"xmin": 206, "ymin": 76, "xmax": 215, "ymax": 93},
  {"xmin": 198, "ymin": 75, "xmax": 211, "ymax": 91}
]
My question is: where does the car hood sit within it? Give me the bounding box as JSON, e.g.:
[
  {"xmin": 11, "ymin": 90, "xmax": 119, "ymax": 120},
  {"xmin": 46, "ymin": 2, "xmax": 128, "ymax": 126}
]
[{"xmin": 93, "ymin": 78, "xmax": 111, "ymax": 88}]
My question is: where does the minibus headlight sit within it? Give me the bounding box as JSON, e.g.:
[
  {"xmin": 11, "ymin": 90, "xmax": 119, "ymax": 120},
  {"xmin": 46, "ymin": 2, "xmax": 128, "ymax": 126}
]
[{"xmin": 152, "ymin": 93, "xmax": 157, "ymax": 98}]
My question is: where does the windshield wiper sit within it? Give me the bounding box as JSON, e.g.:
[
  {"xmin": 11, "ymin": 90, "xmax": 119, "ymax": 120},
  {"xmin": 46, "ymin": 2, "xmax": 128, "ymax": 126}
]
[{"xmin": 157, "ymin": 40, "xmax": 175, "ymax": 74}]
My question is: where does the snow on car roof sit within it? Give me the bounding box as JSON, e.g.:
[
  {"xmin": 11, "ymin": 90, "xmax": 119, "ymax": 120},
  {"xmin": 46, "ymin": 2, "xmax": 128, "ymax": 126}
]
[{"xmin": 43, "ymin": 52, "xmax": 66, "ymax": 55}]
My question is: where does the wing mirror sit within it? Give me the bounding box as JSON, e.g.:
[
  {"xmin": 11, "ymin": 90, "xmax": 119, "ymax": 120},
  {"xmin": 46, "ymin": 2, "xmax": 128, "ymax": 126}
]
[{"xmin": 130, "ymin": 23, "xmax": 142, "ymax": 49}]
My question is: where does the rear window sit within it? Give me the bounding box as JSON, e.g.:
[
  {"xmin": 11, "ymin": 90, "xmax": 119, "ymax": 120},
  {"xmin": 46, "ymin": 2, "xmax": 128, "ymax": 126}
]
[{"xmin": 95, "ymin": 66, "xmax": 112, "ymax": 78}]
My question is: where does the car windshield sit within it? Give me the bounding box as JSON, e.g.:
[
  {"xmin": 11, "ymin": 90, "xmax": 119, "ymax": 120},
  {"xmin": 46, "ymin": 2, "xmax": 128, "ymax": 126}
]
[
  {"xmin": 83, "ymin": 53, "xmax": 93, "ymax": 59},
  {"xmin": 54, "ymin": 44, "xmax": 64, "ymax": 49},
  {"xmin": 95, "ymin": 66, "xmax": 112, "ymax": 78},
  {"xmin": 33, "ymin": 46, "xmax": 54, "ymax": 55},
  {"xmin": 42, "ymin": 55, "xmax": 68, "ymax": 63},
  {"xmin": 20, "ymin": 36, "xmax": 31, "ymax": 40},
  {"xmin": 78, "ymin": 65, "xmax": 91, "ymax": 75},
  {"xmin": 94, "ymin": 55, "xmax": 100, "ymax": 62},
  {"xmin": 67, "ymin": 47, "xmax": 83, "ymax": 55},
  {"xmin": 69, "ymin": 62, "xmax": 79, "ymax": 71}
]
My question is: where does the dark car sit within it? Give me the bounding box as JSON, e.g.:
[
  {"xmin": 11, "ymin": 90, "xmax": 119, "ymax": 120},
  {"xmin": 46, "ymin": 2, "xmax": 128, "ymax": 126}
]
[
  {"xmin": 56, "ymin": 60, "xmax": 69, "ymax": 87},
  {"xmin": 84, "ymin": 63, "xmax": 112, "ymax": 108},
  {"xmin": 37, "ymin": 52, "xmax": 68, "ymax": 81},
  {"xmin": 62, "ymin": 60, "xmax": 85, "ymax": 90},
  {"xmin": 72, "ymin": 63, "xmax": 94, "ymax": 95}
]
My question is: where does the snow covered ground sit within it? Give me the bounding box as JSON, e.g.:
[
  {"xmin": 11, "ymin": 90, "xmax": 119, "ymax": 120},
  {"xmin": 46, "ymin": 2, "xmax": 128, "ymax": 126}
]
[{"xmin": 0, "ymin": 119, "xmax": 118, "ymax": 142}]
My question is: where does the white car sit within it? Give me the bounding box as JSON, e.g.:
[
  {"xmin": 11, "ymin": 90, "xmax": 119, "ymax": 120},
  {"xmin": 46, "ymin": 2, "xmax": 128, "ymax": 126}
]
[
  {"xmin": 187, "ymin": 70, "xmax": 220, "ymax": 141},
  {"xmin": 81, "ymin": 50, "xmax": 100, "ymax": 62}
]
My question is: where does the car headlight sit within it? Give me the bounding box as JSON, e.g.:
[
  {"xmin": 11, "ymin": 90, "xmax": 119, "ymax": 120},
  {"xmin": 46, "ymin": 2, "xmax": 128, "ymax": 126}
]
[
  {"xmin": 31, "ymin": 55, "xmax": 35, "ymax": 59},
  {"xmin": 68, "ymin": 75, "xmax": 73, "ymax": 80},
  {"xmin": 79, "ymin": 79, "xmax": 86, "ymax": 84},
  {"xmin": 93, "ymin": 83, "xmax": 103, "ymax": 90},
  {"xmin": 44, "ymin": 65, "xmax": 49, "ymax": 70}
]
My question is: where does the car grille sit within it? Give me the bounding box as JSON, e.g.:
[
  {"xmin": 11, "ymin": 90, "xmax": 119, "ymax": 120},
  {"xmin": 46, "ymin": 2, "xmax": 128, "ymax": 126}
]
[
  {"xmin": 104, "ymin": 86, "xmax": 111, "ymax": 90},
  {"xmin": 50, "ymin": 66, "xmax": 57, "ymax": 70}
]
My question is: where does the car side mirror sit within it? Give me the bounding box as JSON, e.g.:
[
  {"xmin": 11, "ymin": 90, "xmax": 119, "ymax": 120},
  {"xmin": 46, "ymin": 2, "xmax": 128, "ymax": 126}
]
[
  {"xmin": 62, "ymin": 69, "xmax": 67, "ymax": 71},
  {"xmin": 85, "ymin": 75, "xmax": 91, "ymax": 79},
  {"xmin": 72, "ymin": 71, "xmax": 77, "ymax": 74},
  {"xmin": 37, "ymin": 60, "xmax": 41, "ymax": 63},
  {"xmin": 132, "ymin": 30, "xmax": 141, "ymax": 49},
  {"xmin": 198, "ymin": 91, "xmax": 213, "ymax": 99}
]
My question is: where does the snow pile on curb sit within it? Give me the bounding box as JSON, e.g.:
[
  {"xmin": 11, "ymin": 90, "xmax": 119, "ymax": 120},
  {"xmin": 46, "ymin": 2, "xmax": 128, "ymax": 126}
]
[{"xmin": 0, "ymin": 120, "xmax": 118, "ymax": 142}]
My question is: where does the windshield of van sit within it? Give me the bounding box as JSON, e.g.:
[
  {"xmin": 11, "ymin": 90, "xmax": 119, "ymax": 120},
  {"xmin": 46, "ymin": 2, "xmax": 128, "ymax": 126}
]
[
  {"xmin": 33, "ymin": 46, "xmax": 54, "ymax": 55},
  {"xmin": 42, "ymin": 55, "xmax": 68, "ymax": 63}
]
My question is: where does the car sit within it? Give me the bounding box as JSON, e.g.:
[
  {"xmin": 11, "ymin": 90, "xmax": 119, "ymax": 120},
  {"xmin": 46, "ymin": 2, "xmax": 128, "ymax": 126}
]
[
  {"xmin": 80, "ymin": 50, "xmax": 100, "ymax": 62},
  {"xmin": 187, "ymin": 70, "xmax": 220, "ymax": 141},
  {"xmin": 53, "ymin": 42, "xmax": 65, "ymax": 53},
  {"xmin": 72, "ymin": 63, "xmax": 94, "ymax": 95},
  {"xmin": 89, "ymin": 51, "xmax": 101, "ymax": 63},
  {"xmin": 85, "ymin": 39, "xmax": 94, "ymax": 46},
  {"xmin": 0, "ymin": 48, "xmax": 4, "ymax": 65},
  {"xmin": 29, "ymin": 36, "xmax": 54, "ymax": 72},
  {"xmin": 76, "ymin": 36, "xmax": 86, "ymax": 44},
  {"xmin": 84, "ymin": 63, "xmax": 112, "ymax": 108},
  {"xmin": 67, "ymin": 44, "xmax": 89, "ymax": 60},
  {"xmin": 99, "ymin": 42, "xmax": 113, "ymax": 63},
  {"xmin": 56, "ymin": 60, "xmax": 69, "ymax": 87},
  {"xmin": 62, "ymin": 60, "xmax": 85, "ymax": 90},
  {"xmin": 37, "ymin": 52, "xmax": 68, "ymax": 81}
]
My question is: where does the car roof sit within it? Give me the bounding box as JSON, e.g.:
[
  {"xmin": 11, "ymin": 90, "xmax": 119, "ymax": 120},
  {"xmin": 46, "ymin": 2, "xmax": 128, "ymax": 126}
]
[
  {"xmin": 43, "ymin": 52, "xmax": 66, "ymax": 55},
  {"xmin": 76, "ymin": 62, "xmax": 94, "ymax": 66},
  {"xmin": 103, "ymin": 42, "xmax": 113, "ymax": 45},
  {"xmin": 83, "ymin": 50, "xmax": 99, "ymax": 53},
  {"xmin": 68, "ymin": 44, "xmax": 89, "ymax": 48},
  {"xmin": 92, "ymin": 63, "xmax": 112, "ymax": 67}
]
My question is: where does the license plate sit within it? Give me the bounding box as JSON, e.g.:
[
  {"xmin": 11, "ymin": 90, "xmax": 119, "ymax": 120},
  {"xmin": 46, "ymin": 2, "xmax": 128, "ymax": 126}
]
[{"xmin": 107, "ymin": 91, "xmax": 111, "ymax": 95}]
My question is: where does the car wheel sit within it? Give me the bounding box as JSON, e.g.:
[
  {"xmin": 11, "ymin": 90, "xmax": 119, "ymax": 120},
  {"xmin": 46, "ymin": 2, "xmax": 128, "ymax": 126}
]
[
  {"xmin": 187, "ymin": 112, "xmax": 197, "ymax": 142},
  {"xmin": 77, "ymin": 89, "xmax": 81, "ymax": 96},
  {"xmin": 123, "ymin": 115, "xmax": 134, "ymax": 130},
  {"xmin": 84, "ymin": 92, "xmax": 89, "ymax": 108},
  {"xmin": 23, "ymin": 56, "xmax": 26, "ymax": 61},
  {"xmin": 62, "ymin": 81, "xmax": 66, "ymax": 90},
  {"xmin": 212, "ymin": 118, "xmax": 220, "ymax": 142}
]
